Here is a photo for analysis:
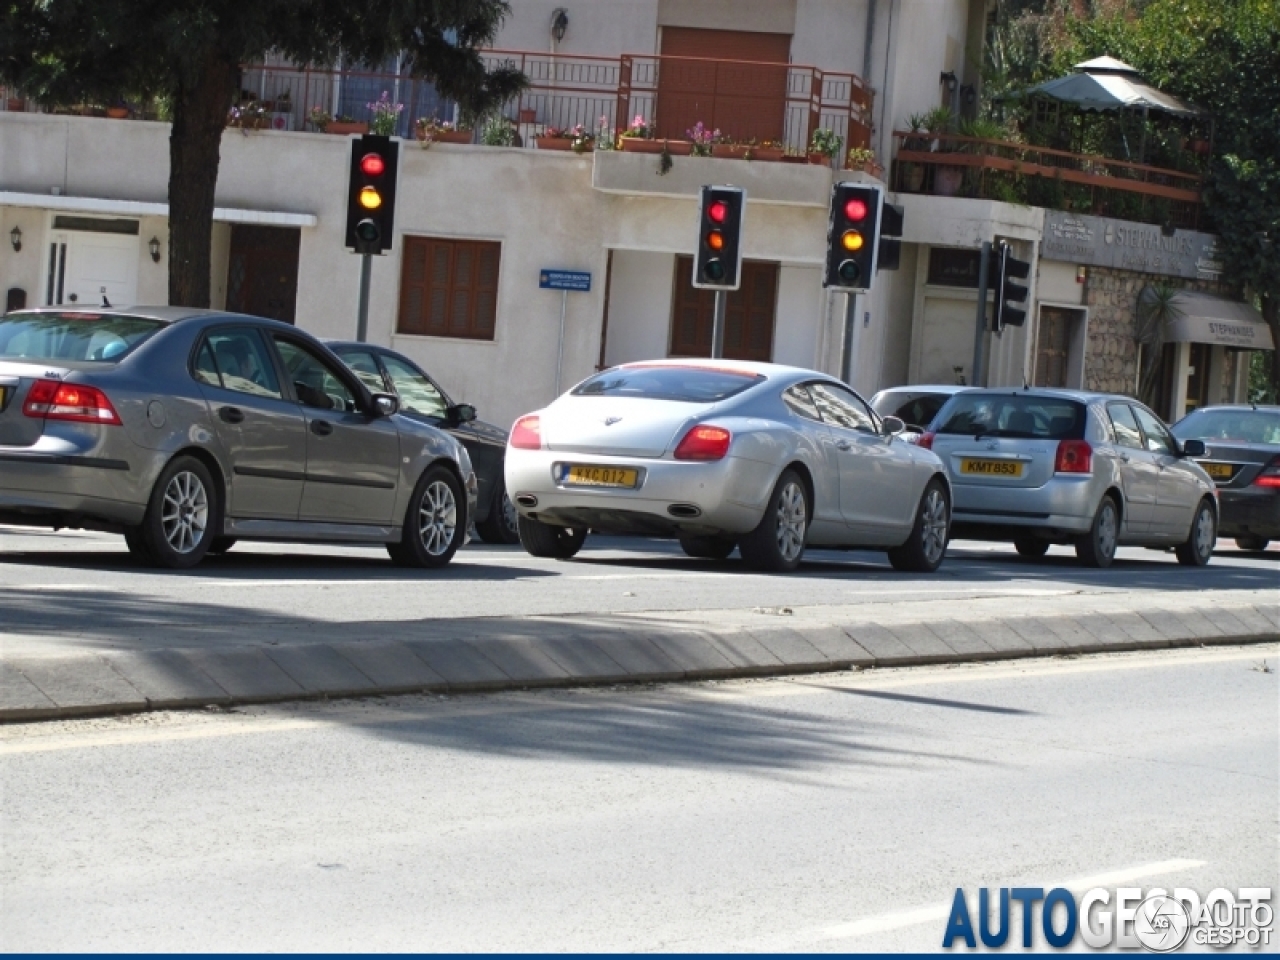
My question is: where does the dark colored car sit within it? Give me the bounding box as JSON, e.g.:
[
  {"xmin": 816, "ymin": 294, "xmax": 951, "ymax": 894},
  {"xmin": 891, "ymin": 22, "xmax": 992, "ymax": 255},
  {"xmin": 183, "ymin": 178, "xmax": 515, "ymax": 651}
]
[
  {"xmin": 0, "ymin": 307, "xmax": 478, "ymax": 569},
  {"xmin": 328, "ymin": 342, "xmax": 518, "ymax": 544},
  {"xmin": 1171, "ymin": 404, "xmax": 1280, "ymax": 551},
  {"xmin": 869, "ymin": 385, "xmax": 972, "ymax": 438}
]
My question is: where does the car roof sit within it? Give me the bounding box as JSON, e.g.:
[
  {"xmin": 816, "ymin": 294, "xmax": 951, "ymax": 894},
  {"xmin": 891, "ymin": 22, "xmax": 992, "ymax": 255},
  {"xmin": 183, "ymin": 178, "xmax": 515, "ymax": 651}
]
[
  {"xmin": 8, "ymin": 305, "xmax": 302, "ymax": 332},
  {"xmin": 949, "ymin": 386, "xmax": 1131, "ymax": 404},
  {"xmin": 872, "ymin": 384, "xmax": 972, "ymax": 395},
  {"xmin": 610, "ymin": 357, "xmax": 831, "ymax": 382},
  {"xmin": 1179, "ymin": 403, "xmax": 1280, "ymax": 413}
]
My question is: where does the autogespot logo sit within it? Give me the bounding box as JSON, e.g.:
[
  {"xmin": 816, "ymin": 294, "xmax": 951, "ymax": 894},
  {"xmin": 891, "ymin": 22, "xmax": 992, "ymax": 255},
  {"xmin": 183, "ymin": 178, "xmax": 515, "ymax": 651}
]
[{"xmin": 942, "ymin": 886, "xmax": 1273, "ymax": 951}]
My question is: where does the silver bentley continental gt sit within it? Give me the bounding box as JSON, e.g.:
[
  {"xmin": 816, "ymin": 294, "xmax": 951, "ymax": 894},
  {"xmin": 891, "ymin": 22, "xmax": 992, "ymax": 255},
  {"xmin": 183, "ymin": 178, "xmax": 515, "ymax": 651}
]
[
  {"xmin": 504, "ymin": 360, "xmax": 953, "ymax": 572},
  {"xmin": 0, "ymin": 307, "xmax": 478, "ymax": 569}
]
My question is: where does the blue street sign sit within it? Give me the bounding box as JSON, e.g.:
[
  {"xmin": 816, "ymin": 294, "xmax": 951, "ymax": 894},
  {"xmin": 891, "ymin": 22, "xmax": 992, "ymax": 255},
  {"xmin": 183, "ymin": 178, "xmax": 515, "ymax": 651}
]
[{"xmin": 539, "ymin": 269, "xmax": 592, "ymax": 292}]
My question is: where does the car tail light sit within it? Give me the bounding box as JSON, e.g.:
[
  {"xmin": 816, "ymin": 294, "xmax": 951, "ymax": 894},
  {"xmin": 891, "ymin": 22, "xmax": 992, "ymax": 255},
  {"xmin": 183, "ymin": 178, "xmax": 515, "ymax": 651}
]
[
  {"xmin": 674, "ymin": 425, "xmax": 732, "ymax": 461},
  {"xmin": 510, "ymin": 414, "xmax": 542, "ymax": 450},
  {"xmin": 23, "ymin": 379, "xmax": 121, "ymax": 424},
  {"xmin": 917, "ymin": 431, "xmax": 936, "ymax": 451},
  {"xmin": 1054, "ymin": 438, "xmax": 1092, "ymax": 474},
  {"xmin": 1254, "ymin": 456, "xmax": 1280, "ymax": 488}
]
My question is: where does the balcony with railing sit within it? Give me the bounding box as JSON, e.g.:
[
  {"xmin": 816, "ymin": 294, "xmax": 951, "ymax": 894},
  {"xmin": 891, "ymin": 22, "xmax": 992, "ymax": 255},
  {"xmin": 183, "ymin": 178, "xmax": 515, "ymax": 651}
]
[
  {"xmin": 3, "ymin": 50, "xmax": 874, "ymax": 159},
  {"xmin": 891, "ymin": 130, "xmax": 1204, "ymax": 230}
]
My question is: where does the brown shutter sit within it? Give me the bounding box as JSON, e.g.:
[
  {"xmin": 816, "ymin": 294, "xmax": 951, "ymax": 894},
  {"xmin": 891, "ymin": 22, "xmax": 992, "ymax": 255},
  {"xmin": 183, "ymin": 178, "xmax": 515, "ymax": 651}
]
[
  {"xmin": 670, "ymin": 257, "xmax": 777, "ymax": 362},
  {"xmin": 398, "ymin": 237, "xmax": 501, "ymax": 341}
]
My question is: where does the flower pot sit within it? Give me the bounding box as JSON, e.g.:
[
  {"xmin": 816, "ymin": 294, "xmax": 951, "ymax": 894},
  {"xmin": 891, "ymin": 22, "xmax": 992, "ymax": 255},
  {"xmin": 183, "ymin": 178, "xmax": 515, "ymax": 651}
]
[
  {"xmin": 105, "ymin": 107, "xmax": 129, "ymax": 119},
  {"xmin": 751, "ymin": 147, "xmax": 785, "ymax": 162},
  {"xmin": 535, "ymin": 136, "xmax": 575, "ymax": 151},
  {"xmin": 780, "ymin": 154, "xmax": 809, "ymax": 164},
  {"xmin": 904, "ymin": 163, "xmax": 926, "ymax": 192},
  {"xmin": 620, "ymin": 137, "xmax": 664, "ymax": 154},
  {"xmin": 711, "ymin": 143, "xmax": 750, "ymax": 160},
  {"xmin": 933, "ymin": 164, "xmax": 964, "ymax": 196},
  {"xmin": 427, "ymin": 129, "xmax": 472, "ymax": 144},
  {"xmin": 327, "ymin": 121, "xmax": 369, "ymax": 136},
  {"xmin": 6, "ymin": 98, "xmax": 24, "ymax": 112},
  {"xmin": 518, "ymin": 108, "xmax": 537, "ymax": 124},
  {"xmin": 808, "ymin": 152, "xmax": 833, "ymax": 166}
]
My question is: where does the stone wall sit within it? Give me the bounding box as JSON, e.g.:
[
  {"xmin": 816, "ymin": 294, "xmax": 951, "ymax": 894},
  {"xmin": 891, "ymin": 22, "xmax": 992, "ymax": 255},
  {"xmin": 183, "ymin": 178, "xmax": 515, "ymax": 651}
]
[{"xmin": 1082, "ymin": 267, "xmax": 1228, "ymax": 395}]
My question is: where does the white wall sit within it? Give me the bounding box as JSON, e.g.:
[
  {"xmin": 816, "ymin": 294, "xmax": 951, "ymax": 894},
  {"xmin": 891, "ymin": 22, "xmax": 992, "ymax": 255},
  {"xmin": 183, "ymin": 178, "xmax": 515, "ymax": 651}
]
[
  {"xmin": 497, "ymin": 0, "xmax": 660, "ymax": 56},
  {"xmin": 604, "ymin": 249, "xmax": 676, "ymax": 365},
  {"xmin": 773, "ymin": 264, "xmax": 824, "ymax": 368}
]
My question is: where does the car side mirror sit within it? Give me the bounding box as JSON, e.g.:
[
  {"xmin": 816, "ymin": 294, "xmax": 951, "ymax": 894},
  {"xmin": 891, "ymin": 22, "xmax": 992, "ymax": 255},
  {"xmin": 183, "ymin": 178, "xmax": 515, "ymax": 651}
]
[
  {"xmin": 881, "ymin": 415, "xmax": 906, "ymax": 436},
  {"xmin": 1180, "ymin": 438, "xmax": 1206, "ymax": 457},
  {"xmin": 449, "ymin": 403, "xmax": 477, "ymax": 424},
  {"xmin": 372, "ymin": 393, "xmax": 399, "ymax": 417}
]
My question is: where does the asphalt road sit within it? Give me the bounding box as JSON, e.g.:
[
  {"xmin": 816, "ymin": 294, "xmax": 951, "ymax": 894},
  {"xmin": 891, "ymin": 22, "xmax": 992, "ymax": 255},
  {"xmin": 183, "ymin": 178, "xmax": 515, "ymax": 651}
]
[
  {"xmin": 2, "ymin": 645, "xmax": 1274, "ymax": 951},
  {"xmin": 0, "ymin": 527, "xmax": 1275, "ymax": 658}
]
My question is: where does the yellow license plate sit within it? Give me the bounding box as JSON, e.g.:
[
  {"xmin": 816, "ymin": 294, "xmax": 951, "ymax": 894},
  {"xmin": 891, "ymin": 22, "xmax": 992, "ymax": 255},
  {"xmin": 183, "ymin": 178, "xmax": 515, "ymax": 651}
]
[
  {"xmin": 1199, "ymin": 461, "xmax": 1233, "ymax": 479},
  {"xmin": 0, "ymin": 386, "xmax": 6, "ymax": 409},
  {"xmin": 564, "ymin": 465, "xmax": 639, "ymax": 488},
  {"xmin": 960, "ymin": 458, "xmax": 1023, "ymax": 477}
]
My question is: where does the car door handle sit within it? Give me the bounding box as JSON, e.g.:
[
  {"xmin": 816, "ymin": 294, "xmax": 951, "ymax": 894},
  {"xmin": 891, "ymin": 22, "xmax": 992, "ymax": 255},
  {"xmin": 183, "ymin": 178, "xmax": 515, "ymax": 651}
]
[
  {"xmin": 835, "ymin": 440, "xmax": 852, "ymax": 452},
  {"xmin": 218, "ymin": 406, "xmax": 244, "ymax": 424},
  {"xmin": 310, "ymin": 420, "xmax": 333, "ymax": 437}
]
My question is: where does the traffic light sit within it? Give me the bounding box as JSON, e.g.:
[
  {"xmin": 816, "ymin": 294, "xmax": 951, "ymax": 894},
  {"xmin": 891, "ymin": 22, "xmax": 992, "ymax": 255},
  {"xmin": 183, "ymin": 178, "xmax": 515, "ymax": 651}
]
[
  {"xmin": 991, "ymin": 242, "xmax": 1031, "ymax": 332},
  {"xmin": 345, "ymin": 135, "xmax": 399, "ymax": 255},
  {"xmin": 824, "ymin": 182, "xmax": 882, "ymax": 291},
  {"xmin": 878, "ymin": 200, "xmax": 904, "ymax": 272},
  {"xmin": 692, "ymin": 185, "xmax": 745, "ymax": 290}
]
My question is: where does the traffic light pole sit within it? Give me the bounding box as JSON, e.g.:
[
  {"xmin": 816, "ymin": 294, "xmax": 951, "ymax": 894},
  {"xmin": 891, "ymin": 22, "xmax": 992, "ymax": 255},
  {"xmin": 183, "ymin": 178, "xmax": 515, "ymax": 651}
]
[
  {"xmin": 970, "ymin": 241, "xmax": 991, "ymax": 387},
  {"xmin": 840, "ymin": 291, "xmax": 857, "ymax": 385},
  {"xmin": 355, "ymin": 252, "xmax": 372, "ymax": 343},
  {"xmin": 711, "ymin": 290, "xmax": 727, "ymax": 358}
]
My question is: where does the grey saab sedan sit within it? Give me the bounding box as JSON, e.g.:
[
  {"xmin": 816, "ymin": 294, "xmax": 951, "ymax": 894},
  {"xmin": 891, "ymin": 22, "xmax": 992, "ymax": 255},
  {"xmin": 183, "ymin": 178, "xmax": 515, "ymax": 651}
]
[
  {"xmin": 922, "ymin": 388, "xmax": 1216, "ymax": 567},
  {"xmin": 0, "ymin": 307, "xmax": 477, "ymax": 569}
]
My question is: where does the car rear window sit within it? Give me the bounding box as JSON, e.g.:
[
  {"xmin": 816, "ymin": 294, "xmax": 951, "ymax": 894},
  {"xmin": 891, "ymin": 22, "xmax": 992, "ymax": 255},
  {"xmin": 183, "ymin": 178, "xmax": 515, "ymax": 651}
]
[
  {"xmin": 573, "ymin": 365, "xmax": 764, "ymax": 403},
  {"xmin": 0, "ymin": 313, "xmax": 164, "ymax": 362},
  {"xmin": 1172, "ymin": 409, "xmax": 1280, "ymax": 445},
  {"xmin": 935, "ymin": 394, "xmax": 1086, "ymax": 439},
  {"xmin": 873, "ymin": 393, "xmax": 950, "ymax": 428}
]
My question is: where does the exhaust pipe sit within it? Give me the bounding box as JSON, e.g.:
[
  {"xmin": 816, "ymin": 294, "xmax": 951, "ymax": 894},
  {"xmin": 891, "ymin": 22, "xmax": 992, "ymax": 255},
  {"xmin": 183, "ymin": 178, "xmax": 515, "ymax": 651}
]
[
  {"xmin": 667, "ymin": 503, "xmax": 702, "ymax": 518},
  {"xmin": 515, "ymin": 494, "xmax": 538, "ymax": 508}
]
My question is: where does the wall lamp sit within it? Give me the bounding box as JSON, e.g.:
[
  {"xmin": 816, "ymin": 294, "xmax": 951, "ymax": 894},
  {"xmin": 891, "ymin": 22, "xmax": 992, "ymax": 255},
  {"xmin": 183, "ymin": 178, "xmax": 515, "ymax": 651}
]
[
  {"xmin": 9, "ymin": 226, "xmax": 20, "ymax": 252},
  {"xmin": 148, "ymin": 236, "xmax": 161, "ymax": 263},
  {"xmin": 940, "ymin": 71, "xmax": 958, "ymax": 93},
  {"xmin": 551, "ymin": 8, "xmax": 569, "ymax": 42}
]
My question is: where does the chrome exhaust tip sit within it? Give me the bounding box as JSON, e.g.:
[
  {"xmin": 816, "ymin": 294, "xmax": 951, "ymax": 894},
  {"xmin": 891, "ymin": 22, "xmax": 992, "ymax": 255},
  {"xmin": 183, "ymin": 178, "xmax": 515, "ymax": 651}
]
[
  {"xmin": 515, "ymin": 494, "xmax": 539, "ymax": 508},
  {"xmin": 667, "ymin": 503, "xmax": 702, "ymax": 518}
]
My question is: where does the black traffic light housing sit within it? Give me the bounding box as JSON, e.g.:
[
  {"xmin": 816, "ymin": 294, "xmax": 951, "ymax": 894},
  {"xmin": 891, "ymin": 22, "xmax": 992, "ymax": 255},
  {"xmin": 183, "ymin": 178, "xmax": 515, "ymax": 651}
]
[
  {"xmin": 345, "ymin": 135, "xmax": 400, "ymax": 255},
  {"xmin": 824, "ymin": 182, "xmax": 883, "ymax": 291},
  {"xmin": 878, "ymin": 200, "xmax": 905, "ymax": 272},
  {"xmin": 692, "ymin": 185, "xmax": 745, "ymax": 290},
  {"xmin": 991, "ymin": 242, "xmax": 1031, "ymax": 332}
]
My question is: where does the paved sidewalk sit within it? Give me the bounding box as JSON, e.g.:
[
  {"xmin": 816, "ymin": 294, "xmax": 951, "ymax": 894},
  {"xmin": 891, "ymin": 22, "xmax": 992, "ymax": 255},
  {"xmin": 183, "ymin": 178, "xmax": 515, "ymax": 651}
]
[{"xmin": 2, "ymin": 588, "xmax": 1275, "ymax": 721}]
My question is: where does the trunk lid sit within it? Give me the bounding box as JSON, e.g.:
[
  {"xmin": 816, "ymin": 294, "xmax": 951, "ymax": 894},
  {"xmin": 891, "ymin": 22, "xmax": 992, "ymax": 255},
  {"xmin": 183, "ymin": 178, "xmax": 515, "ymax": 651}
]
[
  {"xmin": 0, "ymin": 360, "xmax": 74, "ymax": 447},
  {"xmin": 930, "ymin": 433, "xmax": 1061, "ymax": 489},
  {"xmin": 1194, "ymin": 441, "xmax": 1280, "ymax": 489},
  {"xmin": 541, "ymin": 396, "xmax": 710, "ymax": 458}
]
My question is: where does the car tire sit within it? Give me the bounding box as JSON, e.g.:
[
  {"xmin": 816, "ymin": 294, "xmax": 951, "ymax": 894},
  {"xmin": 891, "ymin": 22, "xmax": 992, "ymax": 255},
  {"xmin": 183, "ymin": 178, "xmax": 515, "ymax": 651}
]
[
  {"xmin": 476, "ymin": 482, "xmax": 521, "ymax": 545},
  {"xmin": 387, "ymin": 465, "xmax": 466, "ymax": 569},
  {"xmin": 1014, "ymin": 535, "xmax": 1050, "ymax": 559},
  {"xmin": 518, "ymin": 515, "xmax": 587, "ymax": 559},
  {"xmin": 1235, "ymin": 535, "xmax": 1270, "ymax": 552},
  {"xmin": 739, "ymin": 469, "xmax": 809, "ymax": 573},
  {"xmin": 1074, "ymin": 495, "xmax": 1119, "ymax": 568},
  {"xmin": 679, "ymin": 535, "xmax": 736, "ymax": 560},
  {"xmin": 136, "ymin": 455, "xmax": 216, "ymax": 570},
  {"xmin": 123, "ymin": 527, "xmax": 152, "ymax": 562},
  {"xmin": 208, "ymin": 537, "xmax": 237, "ymax": 556},
  {"xmin": 1175, "ymin": 498, "xmax": 1216, "ymax": 567},
  {"xmin": 887, "ymin": 478, "xmax": 951, "ymax": 573}
]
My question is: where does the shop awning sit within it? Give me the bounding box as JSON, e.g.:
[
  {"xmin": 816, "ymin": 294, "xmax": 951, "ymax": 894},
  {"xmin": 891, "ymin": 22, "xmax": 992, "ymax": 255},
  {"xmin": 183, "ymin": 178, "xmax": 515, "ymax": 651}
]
[
  {"xmin": 1165, "ymin": 291, "xmax": 1274, "ymax": 350},
  {"xmin": 0, "ymin": 191, "xmax": 317, "ymax": 227}
]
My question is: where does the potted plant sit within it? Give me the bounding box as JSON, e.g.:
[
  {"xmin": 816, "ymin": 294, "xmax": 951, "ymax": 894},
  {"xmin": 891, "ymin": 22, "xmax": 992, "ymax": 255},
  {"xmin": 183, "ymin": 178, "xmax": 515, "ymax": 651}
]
[
  {"xmin": 327, "ymin": 114, "xmax": 369, "ymax": 136},
  {"xmin": 105, "ymin": 100, "xmax": 129, "ymax": 119},
  {"xmin": 780, "ymin": 148, "xmax": 809, "ymax": 164},
  {"xmin": 479, "ymin": 113, "xmax": 517, "ymax": 146},
  {"xmin": 808, "ymin": 128, "xmax": 843, "ymax": 165},
  {"xmin": 687, "ymin": 122, "xmax": 719, "ymax": 157},
  {"xmin": 307, "ymin": 106, "xmax": 332, "ymax": 133},
  {"xmin": 567, "ymin": 123, "xmax": 594, "ymax": 154},
  {"xmin": 226, "ymin": 100, "xmax": 269, "ymax": 130},
  {"xmin": 752, "ymin": 140, "xmax": 785, "ymax": 162},
  {"xmin": 712, "ymin": 137, "xmax": 752, "ymax": 160},
  {"xmin": 846, "ymin": 146, "xmax": 883, "ymax": 177},
  {"xmin": 619, "ymin": 114, "xmax": 664, "ymax": 153},
  {"xmin": 366, "ymin": 91, "xmax": 403, "ymax": 136},
  {"xmin": 416, "ymin": 118, "xmax": 470, "ymax": 144},
  {"xmin": 534, "ymin": 125, "xmax": 573, "ymax": 150}
]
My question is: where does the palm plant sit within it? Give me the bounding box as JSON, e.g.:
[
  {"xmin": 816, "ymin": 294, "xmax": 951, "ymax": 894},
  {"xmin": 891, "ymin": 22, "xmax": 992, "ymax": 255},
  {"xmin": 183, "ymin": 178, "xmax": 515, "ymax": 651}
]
[{"xmin": 1136, "ymin": 283, "xmax": 1184, "ymax": 406}]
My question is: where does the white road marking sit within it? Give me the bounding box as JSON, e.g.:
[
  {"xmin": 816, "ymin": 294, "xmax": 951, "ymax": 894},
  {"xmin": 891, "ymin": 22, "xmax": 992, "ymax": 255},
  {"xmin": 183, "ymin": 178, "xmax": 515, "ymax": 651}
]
[{"xmin": 775, "ymin": 858, "xmax": 1207, "ymax": 947}]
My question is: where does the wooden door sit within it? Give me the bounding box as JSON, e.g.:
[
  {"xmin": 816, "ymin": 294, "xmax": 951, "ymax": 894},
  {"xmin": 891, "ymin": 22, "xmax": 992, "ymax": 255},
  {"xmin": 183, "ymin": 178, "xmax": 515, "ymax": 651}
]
[
  {"xmin": 226, "ymin": 225, "xmax": 301, "ymax": 324},
  {"xmin": 670, "ymin": 257, "xmax": 777, "ymax": 362},
  {"xmin": 1185, "ymin": 342, "xmax": 1211, "ymax": 411},
  {"xmin": 1033, "ymin": 306, "xmax": 1072, "ymax": 388},
  {"xmin": 656, "ymin": 27, "xmax": 791, "ymax": 144}
]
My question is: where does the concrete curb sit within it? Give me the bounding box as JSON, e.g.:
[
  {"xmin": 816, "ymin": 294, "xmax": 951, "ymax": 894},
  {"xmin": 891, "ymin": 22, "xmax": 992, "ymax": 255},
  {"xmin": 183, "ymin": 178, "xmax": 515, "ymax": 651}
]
[{"xmin": 3, "ymin": 595, "xmax": 1276, "ymax": 723}]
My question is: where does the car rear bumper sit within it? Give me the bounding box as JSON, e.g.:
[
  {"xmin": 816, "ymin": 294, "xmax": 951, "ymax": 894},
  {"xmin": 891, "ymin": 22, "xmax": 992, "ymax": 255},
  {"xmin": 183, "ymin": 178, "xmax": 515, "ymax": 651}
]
[
  {"xmin": 1216, "ymin": 487, "xmax": 1280, "ymax": 537},
  {"xmin": 950, "ymin": 475, "xmax": 1098, "ymax": 534},
  {"xmin": 0, "ymin": 444, "xmax": 146, "ymax": 528},
  {"xmin": 505, "ymin": 449, "xmax": 774, "ymax": 536}
]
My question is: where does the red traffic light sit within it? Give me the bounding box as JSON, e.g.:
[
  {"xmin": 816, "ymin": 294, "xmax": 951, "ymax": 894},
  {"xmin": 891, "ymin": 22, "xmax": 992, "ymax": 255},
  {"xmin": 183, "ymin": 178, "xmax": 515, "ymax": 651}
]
[
  {"xmin": 708, "ymin": 200, "xmax": 728, "ymax": 224},
  {"xmin": 360, "ymin": 153, "xmax": 386, "ymax": 176},
  {"xmin": 844, "ymin": 198, "xmax": 868, "ymax": 221}
]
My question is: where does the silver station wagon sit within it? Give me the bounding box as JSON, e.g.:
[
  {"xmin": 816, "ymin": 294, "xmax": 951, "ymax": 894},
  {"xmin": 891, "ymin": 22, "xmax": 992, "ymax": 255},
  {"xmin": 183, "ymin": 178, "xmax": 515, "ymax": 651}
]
[
  {"xmin": 0, "ymin": 307, "xmax": 477, "ymax": 569},
  {"xmin": 921, "ymin": 388, "xmax": 1217, "ymax": 567}
]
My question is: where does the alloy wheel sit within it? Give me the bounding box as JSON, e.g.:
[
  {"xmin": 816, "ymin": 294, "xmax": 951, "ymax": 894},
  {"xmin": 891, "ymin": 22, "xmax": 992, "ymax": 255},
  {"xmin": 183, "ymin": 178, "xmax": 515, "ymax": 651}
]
[
  {"xmin": 160, "ymin": 470, "xmax": 208, "ymax": 555},
  {"xmin": 1097, "ymin": 500, "xmax": 1118, "ymax": 559},
  {"xmin": 418, "ymin": 480, "xmax": 458, "ymax": 556},
  {"xmin": 501, "ymin": 491, "xmax": 519, "ymax": 536},
  {"xmin": 1194, "ymin": 505, "xmax": 1215, "ymax": 559},
  {"xmin": 774, "ymin": 481, "xmax": 807, "ymax": 563},
  {"xmin": 920, "ymin": 488, "xmax": 949, "ymax": 565}
]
